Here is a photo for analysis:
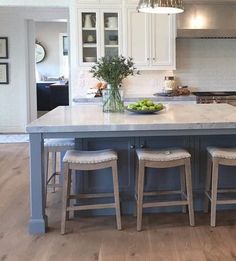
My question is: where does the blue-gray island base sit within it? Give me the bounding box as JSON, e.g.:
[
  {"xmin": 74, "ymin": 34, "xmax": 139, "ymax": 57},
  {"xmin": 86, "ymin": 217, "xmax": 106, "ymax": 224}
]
[{"xmin": 27, "ymin": 104, "xmax": 236, "ymax": 234}]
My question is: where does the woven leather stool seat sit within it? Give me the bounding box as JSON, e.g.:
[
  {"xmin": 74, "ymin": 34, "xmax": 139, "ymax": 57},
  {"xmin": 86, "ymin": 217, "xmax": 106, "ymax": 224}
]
[
  {"xmin": 63, "ymin": 149, "xmax": 117, "ymax": 164},
  {"xmin": 204, "ymin": 146, "xmax": 236, "ymax": 226},
  {"xmin": 136, "ymin": 148, "xmax": 191, "ymax": 162},
  {"xmin": 207, "ymin": 147, "xmax": 236, "ymax": 160}
]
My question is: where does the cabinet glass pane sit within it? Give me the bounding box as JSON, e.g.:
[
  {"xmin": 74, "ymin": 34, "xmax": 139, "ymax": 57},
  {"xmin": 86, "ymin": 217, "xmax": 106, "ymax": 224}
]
[
  {"xmin": 82, "ymin": 12, "xmax": 97, "ymax": 63},
  {"xmin": 105, "ymin": 47, "xmax": 119, "ymax": 57},
  {"xmin": 104, "ymin": 13, "xmax": 119, "ymax": 57}
]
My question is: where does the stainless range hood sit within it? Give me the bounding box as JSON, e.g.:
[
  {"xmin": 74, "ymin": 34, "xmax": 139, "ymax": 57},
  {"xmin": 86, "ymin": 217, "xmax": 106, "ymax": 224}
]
[{"xmin": 177, "ymin": 4, "xmax": 236, "ymax": 39}]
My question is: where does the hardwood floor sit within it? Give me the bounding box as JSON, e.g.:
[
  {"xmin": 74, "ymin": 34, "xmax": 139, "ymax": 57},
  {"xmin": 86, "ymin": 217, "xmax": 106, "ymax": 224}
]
[{"xmin": 1, "ymin": 143, "xmax": 236, "ymax": 261}]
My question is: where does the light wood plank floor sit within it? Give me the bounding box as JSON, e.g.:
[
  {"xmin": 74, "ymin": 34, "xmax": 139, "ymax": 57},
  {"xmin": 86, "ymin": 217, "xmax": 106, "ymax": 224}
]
[{"xmin": 1, "ymin": 144, "xmax": 236, "ymax": 261}]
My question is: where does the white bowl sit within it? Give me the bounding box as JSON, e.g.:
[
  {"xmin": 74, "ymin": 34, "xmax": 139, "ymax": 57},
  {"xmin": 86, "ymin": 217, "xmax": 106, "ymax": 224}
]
[{"xmin": 84, "ymin": 57, "xmax": 96, "ymax": 62}]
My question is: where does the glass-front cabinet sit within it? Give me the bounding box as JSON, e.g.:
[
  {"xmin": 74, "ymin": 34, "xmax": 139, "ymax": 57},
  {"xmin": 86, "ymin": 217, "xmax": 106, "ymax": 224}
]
[
  {"xmin": 79, "ymin": 10, "xmax": 100, "ymax": 65},
  {"xmin": 101, "ymin": 11, "xmax": 121, "ymax": 58},
  {"xmin": 78, "ymin": 9, "xmax": 122, "ymax": 67}
]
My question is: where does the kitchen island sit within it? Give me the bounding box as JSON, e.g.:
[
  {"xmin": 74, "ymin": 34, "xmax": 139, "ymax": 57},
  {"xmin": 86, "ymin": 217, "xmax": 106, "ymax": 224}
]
[{"xmin": 27, "ymin": 103, "xmax": 236, "ymax": 234}]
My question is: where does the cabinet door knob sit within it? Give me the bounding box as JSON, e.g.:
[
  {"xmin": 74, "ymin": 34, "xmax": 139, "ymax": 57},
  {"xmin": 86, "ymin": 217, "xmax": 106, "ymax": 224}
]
[
  {"xmin": 130, "ymin": 145, "xmax": 135, "ymax": 149},
  {"xmin": 140, "ymin": 144, "xmax": 145, "ymax": 148},
  {"xmin": 153, "ymin": 58, "xmax": 156, "ymax": 61},
  {"xmin": 147, "ymin": 58, "xmax": 150, "ymax": 61}
]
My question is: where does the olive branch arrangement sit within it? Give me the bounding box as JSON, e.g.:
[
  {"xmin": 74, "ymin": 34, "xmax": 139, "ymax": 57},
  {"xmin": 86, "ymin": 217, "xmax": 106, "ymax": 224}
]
[
  {"xmin": 89, "ymin": 55, "xmax": 140, "ymax": 88},
  {"xmin": 89, "ymin": 56, "xmax": 140, "ymax": 112}
]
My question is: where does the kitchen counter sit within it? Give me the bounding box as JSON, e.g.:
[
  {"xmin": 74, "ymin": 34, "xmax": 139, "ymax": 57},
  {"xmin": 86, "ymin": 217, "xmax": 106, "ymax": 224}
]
[
  {"xmin": 73, "ymin": 94, "xmax": 196, "ymax": 104},
  {"xmin": 27, "ymin": 103, "xmax": 236, "ymax": 234},
  {"xmin": 28, "ymin": 103, "xmax": 236, "ymax": 134}
]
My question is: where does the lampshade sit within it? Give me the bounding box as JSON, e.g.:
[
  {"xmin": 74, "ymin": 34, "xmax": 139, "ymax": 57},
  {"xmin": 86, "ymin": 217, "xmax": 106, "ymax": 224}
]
[{"xmin": 137, "ymin": 0, "xmax": 184, "ymax": 14}]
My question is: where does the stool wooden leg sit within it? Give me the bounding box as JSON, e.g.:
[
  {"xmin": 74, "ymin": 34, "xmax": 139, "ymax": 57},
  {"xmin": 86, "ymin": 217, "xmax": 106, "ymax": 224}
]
[
  {"xmin": 133, "ymin": 159, "xmax": 139, "ymax": 217},
  {"xmin": 66, "ymin": 168, "xmax": 72, "ymax": 221},
  {"xmin": 185, "ymin": 158, "xmax": 195, "ymax": 226},
  {"xmin": 210, "ymin": 159, "xmax": 219, "ymax": 227},
  {"xmin": 44, "ymin": 151, "xmax": 49, "ymax": 207},
  {"xmin": 204, "ymin": 155, "xmax": 212, "ymax": 213},
  {"xmin": 111, "ymin": 161, "xmax": 122, "ymax": 230},
  {"xmin": 52, "ymin": 152, "xmax": 57, "ymax": 193},
  {"xmin": 137, "ymin": 160, "xmax": 145, "ymax": 232},
  {"xmin": 61, "ymin": 163, "xmax": 70, "ymax": 235},
  {"xmin": 180, "ymin": 165, "xmax": 187, "ymax": 213}
]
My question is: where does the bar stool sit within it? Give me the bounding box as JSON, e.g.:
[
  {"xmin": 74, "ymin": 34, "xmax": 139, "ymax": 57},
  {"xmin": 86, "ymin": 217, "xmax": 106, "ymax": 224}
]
[
  {"xmin": 135, "ymin": 148, "xmax": 195, "ymax": 231},
  {"xmin": 204, "ymin": 147, "xmax": 236, "ymax": 227},
  {"xmin": 61, "ymin": 149, "xmax": 122, "ymax": 234},
  {"xmin": 44, "ymin": 138, "xmax": 75, "ymax": 203}
]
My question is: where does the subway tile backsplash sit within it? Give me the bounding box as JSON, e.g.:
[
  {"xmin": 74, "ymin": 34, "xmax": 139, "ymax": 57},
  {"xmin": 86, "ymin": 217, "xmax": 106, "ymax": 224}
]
[{"xmin": 175, "ymin": 39, "xmax": 236, "ymax": 92}]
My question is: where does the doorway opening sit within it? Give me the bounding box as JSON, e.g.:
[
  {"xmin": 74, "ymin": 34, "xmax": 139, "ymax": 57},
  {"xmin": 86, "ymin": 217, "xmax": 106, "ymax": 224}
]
[{"xmin": 35, "ymin": 20, "xmax": 69, "ymax": 118}]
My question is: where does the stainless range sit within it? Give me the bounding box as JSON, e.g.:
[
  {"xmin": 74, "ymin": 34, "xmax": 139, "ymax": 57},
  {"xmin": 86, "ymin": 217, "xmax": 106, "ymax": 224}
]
[{"xmin": 193, "ymin": 92, "xmax": 236, "ymax": 106}]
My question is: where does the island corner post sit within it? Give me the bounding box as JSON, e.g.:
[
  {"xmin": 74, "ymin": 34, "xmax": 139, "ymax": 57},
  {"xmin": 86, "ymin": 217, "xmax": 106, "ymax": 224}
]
[
  {"xmin": 27, "ymin": 104, "xmax": 236, "ymax": 234},
  {"xmin": 28, "ymin": 133, "xmax": 48, "ymax": 234}
]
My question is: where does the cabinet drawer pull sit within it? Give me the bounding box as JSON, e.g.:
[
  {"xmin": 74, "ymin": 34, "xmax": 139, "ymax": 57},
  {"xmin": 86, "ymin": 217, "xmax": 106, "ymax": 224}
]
[
  {"xmin": 140, "ymin": 144, "xmax": 145, "ymax": 148},
  {"xmin": 130, "ymin": 145, "xmax": 135, "ymax": 149}
]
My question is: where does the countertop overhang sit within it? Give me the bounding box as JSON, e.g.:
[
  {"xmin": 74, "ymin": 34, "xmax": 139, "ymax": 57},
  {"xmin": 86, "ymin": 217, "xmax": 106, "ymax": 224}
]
[{"xmin": 27, "ymin": 104, "xmax": 236, "ymax": 135}]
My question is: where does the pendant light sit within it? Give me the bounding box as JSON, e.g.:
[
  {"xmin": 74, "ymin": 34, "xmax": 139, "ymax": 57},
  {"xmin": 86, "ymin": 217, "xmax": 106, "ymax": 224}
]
[{"xmin": 137, "ymin": 0, "xmax": 184, "ymax": 14}]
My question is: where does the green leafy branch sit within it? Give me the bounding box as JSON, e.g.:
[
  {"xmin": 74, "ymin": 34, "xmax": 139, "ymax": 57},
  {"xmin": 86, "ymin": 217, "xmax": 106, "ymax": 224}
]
[{"xmin": 89, "ymin": 56, "xmax": 140, "ymax": 87}]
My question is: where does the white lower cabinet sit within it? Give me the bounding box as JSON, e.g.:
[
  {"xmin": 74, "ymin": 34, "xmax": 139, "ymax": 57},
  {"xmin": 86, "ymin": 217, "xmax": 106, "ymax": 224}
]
[{"xmin": 126, "ymin": 9, "xmax": 176, "ymax": 70}]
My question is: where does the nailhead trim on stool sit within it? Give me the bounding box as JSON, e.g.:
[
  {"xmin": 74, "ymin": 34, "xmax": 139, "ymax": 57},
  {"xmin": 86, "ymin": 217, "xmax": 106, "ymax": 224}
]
[
  {"xmin": 136, "ymin": 148, "xmax": 191, "ymax": 161},
  {"xmin": 61, "ymin": 149, "xmax": 122, "ymax": 234},
  {"xmin": 63, "ymin": 149, "xmax": 118, "ymax": 164},
  {"xmin": 204, "ymin": 147, "xmax": 236, "ymax": 227},
  {"xmin": 207, "ymin": 147, "xmax": 236, "ymax": 160},
  {"xmin": 135, "ymin": 148, "xmax": 195, "ymax": 231}
]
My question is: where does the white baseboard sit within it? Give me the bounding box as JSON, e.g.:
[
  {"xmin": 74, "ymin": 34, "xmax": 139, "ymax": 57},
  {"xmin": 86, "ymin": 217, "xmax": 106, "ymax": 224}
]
[{"xmin": 0, "ymin": 126, "xmax": 26, "ymax": 134}]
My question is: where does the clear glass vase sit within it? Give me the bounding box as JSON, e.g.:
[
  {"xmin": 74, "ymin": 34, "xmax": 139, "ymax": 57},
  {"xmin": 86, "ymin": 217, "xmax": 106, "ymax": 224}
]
[{"xmin": 102, "ymin": 85, "xmax": 124, "ymax": 113}]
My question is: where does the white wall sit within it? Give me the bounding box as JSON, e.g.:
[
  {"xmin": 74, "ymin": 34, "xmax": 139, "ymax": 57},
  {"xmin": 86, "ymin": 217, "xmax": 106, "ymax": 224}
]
[
  {"xmin": 0, "ymin": 7, "xmax": 68, "ymax": 133},
  {"xmin": 0, "ymin": 15, "xmax": 28, "ymax": 132},
  {"xmin": 35, "ymin": 22, "xmax": 67, "ymax": 79}
]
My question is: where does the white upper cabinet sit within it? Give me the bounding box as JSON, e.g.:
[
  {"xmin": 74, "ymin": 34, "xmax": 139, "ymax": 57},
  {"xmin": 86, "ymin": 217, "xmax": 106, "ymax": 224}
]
[
  {"xmin": 126, "ymin": 9, "xmax": 176, "ymax": 70},
  {"xmin": 127, "ymin": 10, "xmax": 150, "ymax": 67},
  {"xmin": 151, "ymin": 14, "xmax": 176, "ymax": 68},
  {"xmin": 76, "ymin": 2, "xmax": 176, "ymax": 70},
  {"xmin": 78, "ymin": 9, "xmax": 100, "ymax": 66},
  {"xmin": 100, "ymin": 10, "xmax": 122, "ymax": 58},
  {"xmin": 78, "ymin": 8, "xmax": 122, "ymax": 67}
]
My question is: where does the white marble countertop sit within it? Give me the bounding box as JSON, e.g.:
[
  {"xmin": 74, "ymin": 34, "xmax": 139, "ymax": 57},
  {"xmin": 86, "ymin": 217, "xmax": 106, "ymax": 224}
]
[
  {"xmin": 73, "ymin": 94, "xmax": 196, "ymax": 104},
  {"xmin": 27, "ymin": 104, "xmax": 236, "ymax": 134}
]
